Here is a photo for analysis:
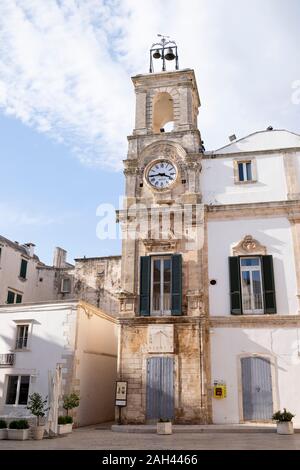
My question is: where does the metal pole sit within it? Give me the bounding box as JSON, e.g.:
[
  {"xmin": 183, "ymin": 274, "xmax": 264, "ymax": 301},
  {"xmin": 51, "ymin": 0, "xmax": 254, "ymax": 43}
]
[{"xmin": 162, "ymin": 38, "xmax": 166, "ymax": 72}]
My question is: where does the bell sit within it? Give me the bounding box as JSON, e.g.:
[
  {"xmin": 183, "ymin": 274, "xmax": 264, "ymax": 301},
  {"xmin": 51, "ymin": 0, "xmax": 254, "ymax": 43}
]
[
  {"xmin": 153, "ymin": 49, "xmax": 161, "ymax": 59},
  {"xmin": 165, "ymin": 47, "xmax": 175, "ymax": 61}
]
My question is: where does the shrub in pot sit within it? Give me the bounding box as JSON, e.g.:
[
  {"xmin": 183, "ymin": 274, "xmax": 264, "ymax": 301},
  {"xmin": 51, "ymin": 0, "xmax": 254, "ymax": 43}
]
[
  {"xmin": 157, "ymin": 418, "xmax": 172, "ymax": 435},
  {"xmin": 57, "ymin": 392, "xmax": 80, "ymax": 434},
  {"xmin": 0, "ymin": 419, "xmax": 7, "ymax": 440},
  {"xmin": 57, "ymin": 415, "xmax": 73, "ymax": 434},
  {"xmin": 272, "ymin": 409, "xmax": 295, "ymax": 435},
  {"xmin": 27, "ymin": 392, "xmax": 49, "ymax": 440},
  {"xmin": 8, "ymin": 420, "xmax": 29, "ymax": 440}
]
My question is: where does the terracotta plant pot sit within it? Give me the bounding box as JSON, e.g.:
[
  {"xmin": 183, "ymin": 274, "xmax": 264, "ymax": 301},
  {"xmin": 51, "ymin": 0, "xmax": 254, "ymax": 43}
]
[
  {"xmin": 157, "ymin": 422, "xmax": 172, "ymax": 435},
  {"xmin": 7, "ymin": 429, "xmax": 29, "ymax": 440},
  {"xmin": 277, "ymin": 422, "xmax": 294, "ymax": 435},
  {"xmin": 32, "ymin": 425, "xmax": 45, "ymax": 440}
]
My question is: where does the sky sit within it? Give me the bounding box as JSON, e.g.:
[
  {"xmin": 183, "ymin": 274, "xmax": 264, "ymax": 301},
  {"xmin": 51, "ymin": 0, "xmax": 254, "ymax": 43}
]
[{"xmin": 0, "ymin": 0, "xmax": 299, "ymax": 264}]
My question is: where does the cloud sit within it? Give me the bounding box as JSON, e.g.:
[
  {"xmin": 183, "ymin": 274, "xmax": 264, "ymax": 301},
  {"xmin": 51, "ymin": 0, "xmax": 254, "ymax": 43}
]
[
  {"xmin": 0, "ymin": 203, "xmax": 77, "ymax": 228},
  {"xmin": 0, "ymin": 0, "xmax": 299, "ymax": 170}
]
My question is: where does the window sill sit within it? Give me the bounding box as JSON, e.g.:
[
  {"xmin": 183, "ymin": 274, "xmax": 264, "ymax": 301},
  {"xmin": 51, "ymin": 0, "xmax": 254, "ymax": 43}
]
[
  {"xmin": 18, "ymin": 277, "xmax": 27, "ymax": 282},
  {"xmin": 13, "ymin": 348, "xmax": 31, "ymax": 352},
  {"xmin": 234, "ymin": 180, "xmax": 257, "ymax": 185}
]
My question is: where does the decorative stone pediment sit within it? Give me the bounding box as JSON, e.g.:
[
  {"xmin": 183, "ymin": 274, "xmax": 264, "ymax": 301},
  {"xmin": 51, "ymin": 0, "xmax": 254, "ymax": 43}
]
[
  {"xmin": 140, "ymin": 141, "xmax": 186, "ymax": 168},
  {"xmin": 143, "ymin": 239, "xmax": 179, "ymax": 252},
  {"xmin": 232, "ymin": 235, "xmax": 267, "ymax": 256}
]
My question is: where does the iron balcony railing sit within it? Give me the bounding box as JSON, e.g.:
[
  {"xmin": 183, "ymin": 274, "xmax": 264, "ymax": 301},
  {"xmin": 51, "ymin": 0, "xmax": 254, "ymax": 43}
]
[
  {"xmin": 242, "ymin": 293, "xmax": 263, "ymax": 312},
  {"xmin": 15, "ymin": 337, "xmax": 28, "ymax": 349},
  {"xmin": 0, "ymin": 353, "xmax": 15, "ymax": 366}
]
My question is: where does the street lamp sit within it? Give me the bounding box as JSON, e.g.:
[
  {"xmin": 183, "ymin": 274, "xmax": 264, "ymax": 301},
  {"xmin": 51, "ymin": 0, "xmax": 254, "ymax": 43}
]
[{"xmin": 149, "ymin": 34, "xmax": 179, "ymax": 73}]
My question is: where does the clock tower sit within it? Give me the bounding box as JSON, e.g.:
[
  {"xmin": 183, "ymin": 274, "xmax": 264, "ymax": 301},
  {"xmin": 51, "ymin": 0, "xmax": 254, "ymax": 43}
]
[{"xmin": 117, "ymin": 45, "xmax": 211, "ymax": 424}]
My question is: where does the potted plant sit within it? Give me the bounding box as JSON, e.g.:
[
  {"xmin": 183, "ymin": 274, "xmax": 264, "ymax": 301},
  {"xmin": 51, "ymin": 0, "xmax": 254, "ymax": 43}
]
[
  {"xmin": 57, "ymin": 392, "xmax": 80, "ymax": 435},
  {"xmin": 27, "ymin": 392, "xmax": 49, "ymax": 440},
  {"xmin": 7, "ymin": 419, "xmax": 29, "ymax": 440},
  {"xmin": 0, "ymin": 419, "xmax": 7, "ymax": 440},
  {"xmin": 272, "ymin": 409, "xmax": 295, "ymax": 435},
  {"xmin": 57, "ymin": 415, "xmax": 73, "ymax": 434},
  {"xmin": 157, "ymin": 418, "xmax": 172, "ymax": 435}
]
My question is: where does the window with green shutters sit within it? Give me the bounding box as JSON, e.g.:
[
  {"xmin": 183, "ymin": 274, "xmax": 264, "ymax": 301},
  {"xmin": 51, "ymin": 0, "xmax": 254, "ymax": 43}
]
[
  {"xmin": 7, "ymin": 291, "xmax": 15, "ymax": 304},
  {"xmin": 140, "ymin": 254, "xmax": 182, "ymax": 316},
  {"xmin": 229, "ymin": 255, "xmax": 276, "ymax": 315},
  {"xmin": 19, "ymin": 259, "xmax": 28, "ymax": 280}
]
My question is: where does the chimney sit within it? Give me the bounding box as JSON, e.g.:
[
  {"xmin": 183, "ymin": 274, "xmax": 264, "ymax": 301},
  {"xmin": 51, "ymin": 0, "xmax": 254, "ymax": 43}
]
[
  {"xmin": 53, "ymin": 247, "xmax": 67, "ymax": 268},
  {"xmin": 24, "ymin": 243, "xmax": 35, "ymax": 257}
]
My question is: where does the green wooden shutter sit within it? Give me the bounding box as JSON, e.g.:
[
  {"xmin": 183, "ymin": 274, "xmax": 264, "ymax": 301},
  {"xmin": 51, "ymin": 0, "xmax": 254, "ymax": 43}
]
[
  {"xmin": 261, "ymin": 255, "xmax": 277, "ymax": 314},
  {"xmin": 171, "ymin": 254, "xmax": 182, "ymax": 316},
  {"xmin": 229, "ymin": 257, "xmax": 242, "ymax": 315},
  {"xmin": 20, "ymin": 259, "xmax": 28, "ymax": 279},
  {"xmin": 7, "ymin": 291, "xmax": 15, "ymax": 304},
  {"xmin": 140, "ymin": 256, "xmax": 151, "ymax": 316}
]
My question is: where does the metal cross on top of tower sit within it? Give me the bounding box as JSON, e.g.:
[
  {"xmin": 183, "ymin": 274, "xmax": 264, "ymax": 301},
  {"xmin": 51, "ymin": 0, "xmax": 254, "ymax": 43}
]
[{"xmin": 149, "ymin": 34, "xmax": 179, "ymax": 73}]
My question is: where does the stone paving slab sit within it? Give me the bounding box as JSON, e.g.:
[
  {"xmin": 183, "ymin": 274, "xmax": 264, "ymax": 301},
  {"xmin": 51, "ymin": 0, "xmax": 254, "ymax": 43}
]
[{"xmin": 1, "ymin": 425, "xmax": 300, "ymax": 450}]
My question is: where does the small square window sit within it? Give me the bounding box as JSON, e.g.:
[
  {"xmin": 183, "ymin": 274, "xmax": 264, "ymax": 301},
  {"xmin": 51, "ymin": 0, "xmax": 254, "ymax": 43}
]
[
  {"xmin": 238, "ymin": 161, "xmax": 252, "ymax": 182},
  {"xmin": 234, "ymin": 159, "xmax": 257, "ymax": 184}
]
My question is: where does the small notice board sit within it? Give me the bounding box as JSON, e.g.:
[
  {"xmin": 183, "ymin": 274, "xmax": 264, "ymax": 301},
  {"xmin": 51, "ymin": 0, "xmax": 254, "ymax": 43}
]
[{"xmin": 115, "ymin": 381, "xmax": 128, "ymax": 407}]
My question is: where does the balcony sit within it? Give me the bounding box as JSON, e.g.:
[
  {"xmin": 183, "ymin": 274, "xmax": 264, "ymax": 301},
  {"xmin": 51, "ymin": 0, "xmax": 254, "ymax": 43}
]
[{"xmin": 0, "ymin": 354, "xmax": 15, "ymax": 367}]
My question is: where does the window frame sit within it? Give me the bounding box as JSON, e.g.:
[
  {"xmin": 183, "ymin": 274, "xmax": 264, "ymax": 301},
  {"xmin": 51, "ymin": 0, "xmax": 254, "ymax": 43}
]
[
  {"xmin": 19, "ymin": 258, "xmax": 28, "ymax": 280},
  {"xmin": 240, "ymin": 256, "xmax": 264, "ymax": 315},
  {"xmin": 5, "ymin": 375, "xmax": 31, "ymax": 406},
  {"xmin": 15, "ymin": 324, "xmax": 30, "ymax": 350},
  {"xmin": 234, "ymin": 158, "xmax": 257, "ymax": 184},
  {"xmin": 150, "ymin": 255, "xmax": 172, "ymax": 316},
  {"xmin": 6, "ymin": 289, "xmax": 23, "ymax": 305},
  {"xmin": 13, "ymin": 320, "xmax": 33, "ymax": 351},
  {"xmin": 61, "ymin": 278, "xmax": 71, "ymax": 293}
]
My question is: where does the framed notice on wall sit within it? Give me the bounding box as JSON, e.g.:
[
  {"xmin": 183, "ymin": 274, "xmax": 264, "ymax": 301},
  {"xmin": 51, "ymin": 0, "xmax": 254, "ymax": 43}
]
[{"xmin": 115, "ymin": 381, "xmax": 128, "ymax": 407}]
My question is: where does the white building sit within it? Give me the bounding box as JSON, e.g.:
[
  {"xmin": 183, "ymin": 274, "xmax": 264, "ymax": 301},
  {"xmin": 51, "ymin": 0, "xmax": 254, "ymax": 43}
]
[
  {"xmin": 204, "ymin": 129, "xmax": 300, "ymax": 424},
  {"xmin": 0, "ymin": 237, "xmax": 74, "ymax": 305},
  {"xmin": 0, "ymin": 301, "xmax": 118, "ymax": 426}
]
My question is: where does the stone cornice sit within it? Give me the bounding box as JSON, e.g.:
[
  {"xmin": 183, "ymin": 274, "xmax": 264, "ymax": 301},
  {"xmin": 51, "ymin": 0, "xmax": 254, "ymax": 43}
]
[
  {"xmin": 118, "ymin": 316, "xmax": 209, "ymax": 326},
  {"xmin": 203, "ymin": 147, "xmax": 300, "ymax": 159},
  {"xmin": 210, "ymin": 315, "xmax": 300, "ymax": 328},
  {"xmin": 127, "ymin": 129, "xmax": 201, "ymax": 142},
  {"xmin": 206, "ymin": 199, "xmax": 300, "ymax": 220}
]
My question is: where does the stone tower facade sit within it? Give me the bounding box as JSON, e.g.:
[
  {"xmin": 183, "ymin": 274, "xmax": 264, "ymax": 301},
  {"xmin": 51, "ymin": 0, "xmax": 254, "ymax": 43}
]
[{"xmin": 117, "ymin": 69, "xmax": 212, "ymax": 424}]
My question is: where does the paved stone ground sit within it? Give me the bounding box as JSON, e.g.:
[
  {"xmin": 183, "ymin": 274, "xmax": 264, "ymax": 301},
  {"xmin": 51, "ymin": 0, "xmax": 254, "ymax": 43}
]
[{"xmin": 1, "ymin": 424, "xmax": 300, "ymax": 450}]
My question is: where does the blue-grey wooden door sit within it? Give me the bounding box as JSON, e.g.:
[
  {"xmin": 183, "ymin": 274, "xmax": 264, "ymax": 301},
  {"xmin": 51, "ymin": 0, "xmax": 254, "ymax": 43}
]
[
  {"xmin": 146, "ymin": 357, "xmax": 174, "ymax": 420},
  {"xmin": 241, "ymin": 356, "xmax": 273, "ymax": 421}
]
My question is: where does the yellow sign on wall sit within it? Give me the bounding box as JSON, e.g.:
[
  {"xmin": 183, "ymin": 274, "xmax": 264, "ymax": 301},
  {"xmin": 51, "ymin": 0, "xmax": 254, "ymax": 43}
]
[{"xmin": 213, "ymin": 384, "xmax": 227, "ymax": 399}]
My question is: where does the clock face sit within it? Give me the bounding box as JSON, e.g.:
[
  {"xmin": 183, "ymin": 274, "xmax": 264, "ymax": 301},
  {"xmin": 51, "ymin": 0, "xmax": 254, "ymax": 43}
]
[{"xmin": 147, "ymin": 160, "xmax": 177, "ymax": 189}]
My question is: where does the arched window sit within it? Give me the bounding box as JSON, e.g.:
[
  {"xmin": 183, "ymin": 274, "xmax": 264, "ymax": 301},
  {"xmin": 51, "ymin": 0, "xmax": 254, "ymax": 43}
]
[{"xmin": 152, "ymin": 92, "xmax": 174, "ymax": 133}]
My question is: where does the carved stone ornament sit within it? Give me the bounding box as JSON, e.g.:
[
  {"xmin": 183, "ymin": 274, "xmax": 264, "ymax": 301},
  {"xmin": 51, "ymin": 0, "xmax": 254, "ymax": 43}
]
[
  {"xmin": 143, "ymin": 239, "xmax": 179, "ymax": 252},
  {"xmin": 232, "ymin": 235, "xmax": 267, "ymax": 256},
  {"xmin": 123, "ymin": 159, "xmax": 138, "ymax": 176}
]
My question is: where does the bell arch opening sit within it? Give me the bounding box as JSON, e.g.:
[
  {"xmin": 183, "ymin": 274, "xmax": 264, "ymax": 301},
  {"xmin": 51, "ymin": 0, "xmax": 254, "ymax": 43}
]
[{"xmin": 152, "ymin": 92, "xmax": 174, "ymax": 133}]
